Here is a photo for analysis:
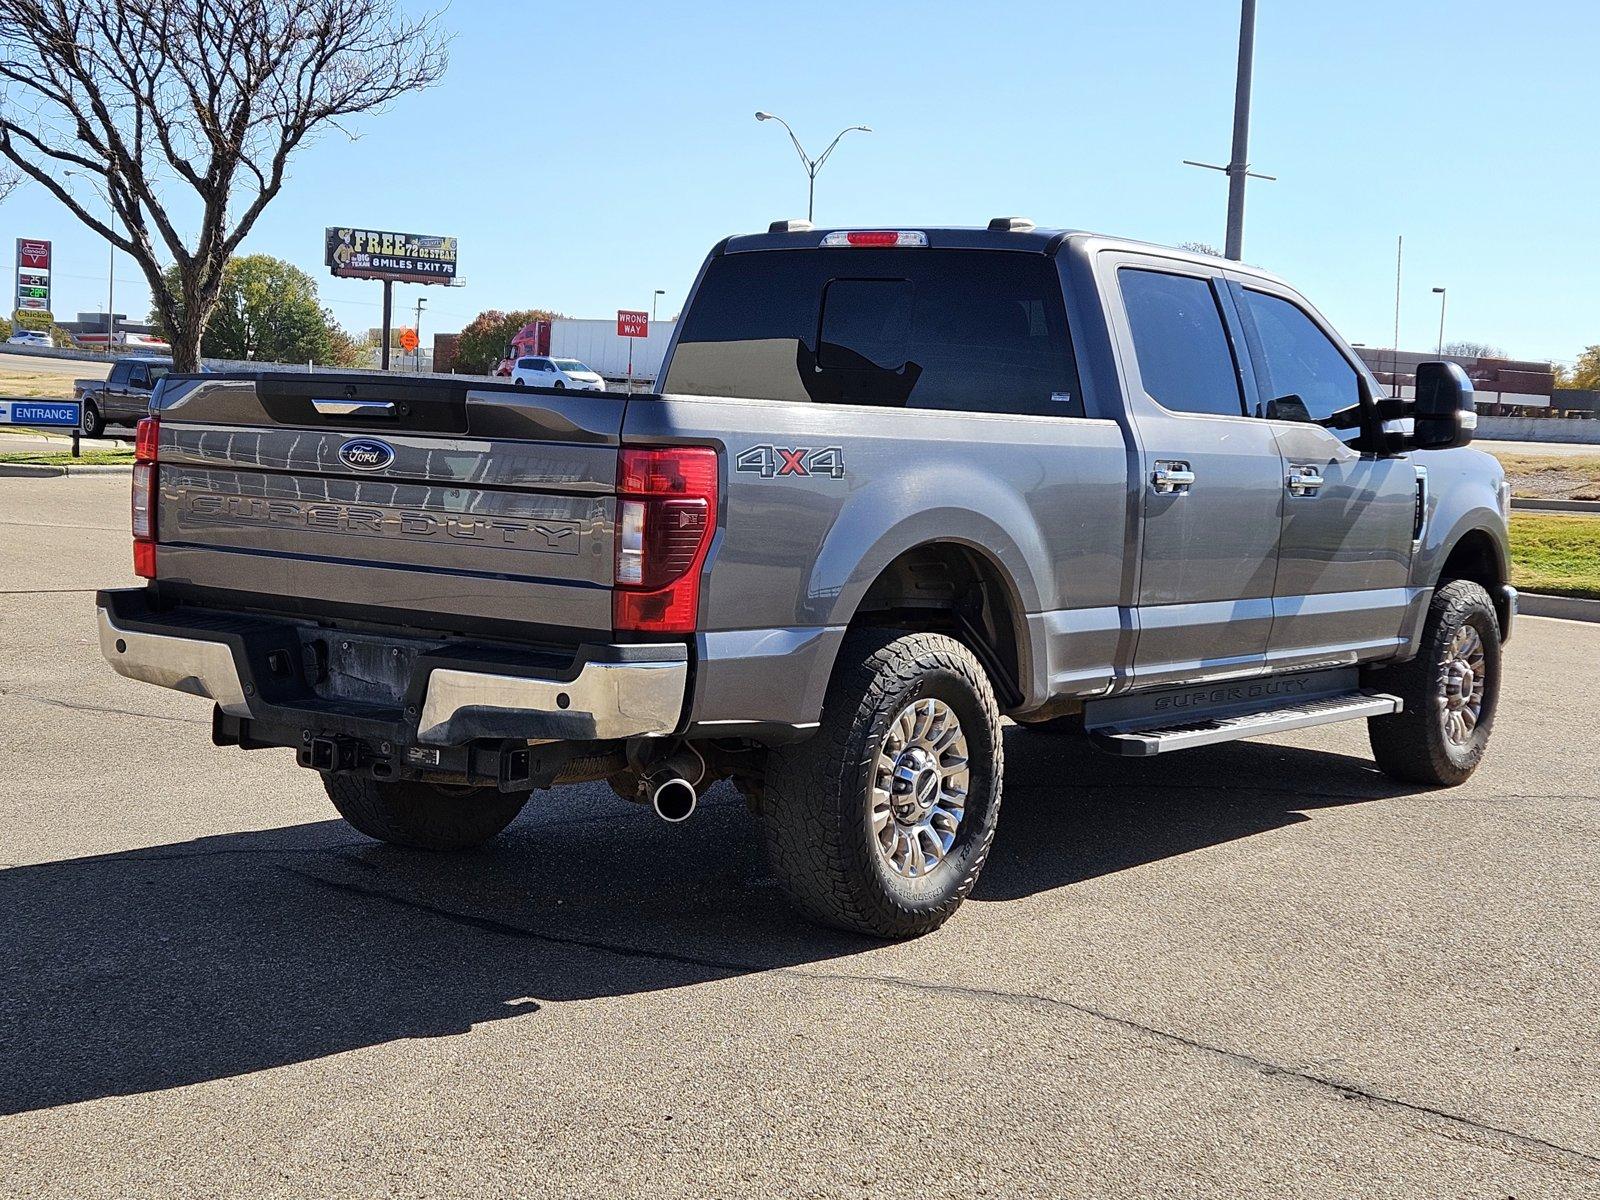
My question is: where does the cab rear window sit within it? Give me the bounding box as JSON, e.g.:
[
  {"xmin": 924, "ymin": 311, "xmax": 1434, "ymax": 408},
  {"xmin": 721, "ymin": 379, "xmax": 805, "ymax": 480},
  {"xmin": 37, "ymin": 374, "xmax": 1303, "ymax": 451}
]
[{"xmin": 664, "ymin": 248, "xmax": 1083, "ymax": 417}]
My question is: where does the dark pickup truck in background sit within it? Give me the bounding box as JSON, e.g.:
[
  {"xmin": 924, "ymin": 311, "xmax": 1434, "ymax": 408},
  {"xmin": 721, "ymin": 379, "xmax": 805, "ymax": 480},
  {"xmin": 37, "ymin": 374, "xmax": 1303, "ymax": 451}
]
[
  {"xmin": 97, "ymin": 221, "xmax": 1513, "ymax": 938},
  {"xmin": 76, "ymin": 355, "xmax": 173, "ymax": 436}
]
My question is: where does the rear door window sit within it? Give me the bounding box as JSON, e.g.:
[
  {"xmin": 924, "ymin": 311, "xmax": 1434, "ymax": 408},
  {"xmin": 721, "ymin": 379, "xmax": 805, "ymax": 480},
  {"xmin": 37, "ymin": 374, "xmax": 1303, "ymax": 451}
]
[
  {"xmin": 1117, "ymin": 268, "xmax": 1245, "ymax": 418},
  {"xmin": 664, "ymin": 248, "xmax": 1082, "ymax": 416}
]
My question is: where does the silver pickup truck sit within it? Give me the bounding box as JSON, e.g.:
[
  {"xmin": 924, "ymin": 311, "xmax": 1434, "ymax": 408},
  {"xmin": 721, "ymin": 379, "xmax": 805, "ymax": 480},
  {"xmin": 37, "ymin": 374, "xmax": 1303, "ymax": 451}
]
[{"xmin": 97, "ymin": 222, "xmax": 1514, "ymax": 938}]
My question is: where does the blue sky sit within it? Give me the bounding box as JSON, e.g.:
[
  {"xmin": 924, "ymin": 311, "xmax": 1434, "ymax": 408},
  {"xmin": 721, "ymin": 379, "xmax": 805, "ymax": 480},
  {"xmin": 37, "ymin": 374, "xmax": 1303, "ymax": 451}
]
[{"xmin": 5, "ymin": 0, "xmax": 1596, "ymax": 363}]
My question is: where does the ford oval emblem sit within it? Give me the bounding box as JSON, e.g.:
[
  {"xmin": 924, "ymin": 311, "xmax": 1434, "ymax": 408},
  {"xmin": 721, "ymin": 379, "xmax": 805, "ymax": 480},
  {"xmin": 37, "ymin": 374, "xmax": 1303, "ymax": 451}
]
[{"xmin": 338, "ymin": 438, "xmax": 394, "ymax": 472}]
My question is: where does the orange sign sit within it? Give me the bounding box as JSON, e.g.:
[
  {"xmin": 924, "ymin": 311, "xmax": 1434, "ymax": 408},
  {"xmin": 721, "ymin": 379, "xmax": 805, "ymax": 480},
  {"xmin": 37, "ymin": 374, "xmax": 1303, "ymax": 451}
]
[{"xmin": 399, "ymin": 327, "xmax": 419, "ymax": 352}]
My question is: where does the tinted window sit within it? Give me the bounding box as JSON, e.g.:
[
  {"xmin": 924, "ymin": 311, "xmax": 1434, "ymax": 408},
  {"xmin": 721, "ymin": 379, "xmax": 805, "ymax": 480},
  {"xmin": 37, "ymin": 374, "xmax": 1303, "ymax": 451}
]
[
  {"xmin": 1240, "ymin": 290, "xmax": 1362, "ymax": 436},
  {"xmin": 516, "ymin": 358, "xmax": 535, "ymax": 369},
  {"xmin": 664, "ymin": 249, "xmax": 1082, "ymax": 416},
  {"xmin": 1118, "ymin": 269, "xmax": 1244, "ymax": 418}
]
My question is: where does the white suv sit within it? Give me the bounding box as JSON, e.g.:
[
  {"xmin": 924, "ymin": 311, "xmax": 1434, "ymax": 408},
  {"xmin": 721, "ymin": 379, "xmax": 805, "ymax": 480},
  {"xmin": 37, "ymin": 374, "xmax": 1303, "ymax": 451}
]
[{"xmin": 510, "ymin": 356, "xmax": 605, "ymax": 391}]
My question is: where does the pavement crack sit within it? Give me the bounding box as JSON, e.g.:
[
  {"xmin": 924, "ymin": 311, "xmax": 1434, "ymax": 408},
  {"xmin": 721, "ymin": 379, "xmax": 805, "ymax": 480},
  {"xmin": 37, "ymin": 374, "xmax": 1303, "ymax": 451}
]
[
  {"xmin": 0, "ymin": 587, "xmax": 100, "ymax": 595},
  {"xmin": 283, "ymin": 866, "xmax": 752, "ymax": 977},
  {"xmin": 852, "ymin": 975, "xmax": 1600, "ymax": 1174},
  {"xmin": 0, "ymin": 688, "xmax": 209, "ymax": 727},
  {"xmin": 283, "ymin": 864, "xmax": 1600, "ymax": 1176}
]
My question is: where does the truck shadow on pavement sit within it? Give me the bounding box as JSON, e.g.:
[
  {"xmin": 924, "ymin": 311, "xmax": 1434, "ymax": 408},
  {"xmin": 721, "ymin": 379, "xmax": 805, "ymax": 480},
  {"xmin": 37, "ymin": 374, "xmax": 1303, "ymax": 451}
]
[{"xmin": 0, "ymin": 732, "xmax": 1418, "ymax": 1116}]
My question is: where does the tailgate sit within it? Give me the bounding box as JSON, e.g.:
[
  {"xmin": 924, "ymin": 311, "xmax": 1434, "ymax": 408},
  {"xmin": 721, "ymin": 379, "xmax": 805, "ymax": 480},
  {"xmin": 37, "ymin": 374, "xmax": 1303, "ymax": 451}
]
[{"xmin": 150, "ymin": 373, "xmax": 624, "ymax": 641}]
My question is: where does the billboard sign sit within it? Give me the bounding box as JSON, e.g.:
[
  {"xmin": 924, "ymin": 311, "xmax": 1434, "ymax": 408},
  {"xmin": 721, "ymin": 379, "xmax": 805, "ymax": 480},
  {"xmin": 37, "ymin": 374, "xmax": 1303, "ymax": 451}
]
[
  {"xmin": 616, "ymin": 310, "xmax": 648, "ymax": 338},
  {"xmin": 14, "ymin": 238, "xmax": 52, "ymax": 329},
  {"xmin": 324, "ymin": 227, "xmax": 457, "ymax": 283}
]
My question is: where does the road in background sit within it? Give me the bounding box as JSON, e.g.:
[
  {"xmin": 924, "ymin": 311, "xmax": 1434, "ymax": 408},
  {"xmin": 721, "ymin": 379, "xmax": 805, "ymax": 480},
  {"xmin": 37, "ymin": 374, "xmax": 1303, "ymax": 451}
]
[
  {"xmin": 1476, "ymin": 438, "xmax": 1600, "ymax": 459},
  {"xmin": 1, "ymin": 473, "xmax": 1596, "ymax": 1198}
]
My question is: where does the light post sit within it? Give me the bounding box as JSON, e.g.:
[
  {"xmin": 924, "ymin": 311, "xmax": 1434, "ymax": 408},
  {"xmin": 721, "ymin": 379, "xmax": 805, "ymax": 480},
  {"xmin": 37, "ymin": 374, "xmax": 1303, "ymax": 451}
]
[
  {"xmin": 414, "ymin": 296, "xmax": 427, "ymax": 372},
  {"xmin": 754, "ymin": 112, "xmax": 871, "ymax": 223},
  {"xmin": 1432, "ymin": 287, "xmax": 1448, "ymax": 355},
  {"xmin": 652, "ymin": 289, "xmax": 665, "ymax": 323},
  {"xmin": 1182, "ymin": 0, "xmax": 1274, "ymax": 260},
  {"xmin": 64, "ymin": 170, "xmax": 116, "ymax": 351}
]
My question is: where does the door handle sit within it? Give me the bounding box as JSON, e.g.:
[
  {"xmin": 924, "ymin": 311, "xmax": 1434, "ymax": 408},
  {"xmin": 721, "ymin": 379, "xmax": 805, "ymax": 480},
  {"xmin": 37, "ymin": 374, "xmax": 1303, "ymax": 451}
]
[
  {"xmin": 312, "ymin": 399, "xmax": 396, "ymax": 418},
  {"xmin": 1286, "ymin": 466, "xmax": 1325, "ymax": 495},
  {"xmin": 1151, "ymin": 462, "xmax": 1196, "ymax": 494}
]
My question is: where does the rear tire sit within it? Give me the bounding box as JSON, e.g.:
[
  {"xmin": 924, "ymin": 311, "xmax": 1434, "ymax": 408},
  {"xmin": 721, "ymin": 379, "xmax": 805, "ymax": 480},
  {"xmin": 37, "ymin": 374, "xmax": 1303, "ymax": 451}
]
[
  {"xmin": 760, "ymin": 629, "xmax": 1003, "ymax": 939},
  {"xmin": 1368, "ymin": 579, "xmax": 1501, "ymax": 786},
  {"xmin": 512, "ymin": 378, "xmax": 526, "ymax": 387},
  {"xmin": 323, "ymin": 775, "xmax": 528, "ymax": 850},
  {"xmin": 82, "ymin": 400, "xmax": 104, "ymax": 438}
]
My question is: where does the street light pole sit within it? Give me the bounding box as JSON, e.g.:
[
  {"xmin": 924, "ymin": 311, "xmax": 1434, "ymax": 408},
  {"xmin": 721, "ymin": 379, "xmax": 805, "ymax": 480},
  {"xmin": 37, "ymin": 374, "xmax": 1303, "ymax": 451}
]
[
  {"xmin": 64, "ymin": 170, "xmax": 116, "ymax": 351},
  {"xmin": 415, "ymin": 296, "xmax": 426, "ymax": 372},
  {"xmin": 1182, "ymin": 0, "xmax": 1274, "ymax": 260},
  {"xmin": 1432, "ymin": 287, "xmax": 1448, "ymax": 355},
  {"xmin": 754, "ymin": 112, "xmax": 872, "ymax": 223},
  {"xmin": 652, "ymin": 289, "xmax": 665, "ymax": 323}
]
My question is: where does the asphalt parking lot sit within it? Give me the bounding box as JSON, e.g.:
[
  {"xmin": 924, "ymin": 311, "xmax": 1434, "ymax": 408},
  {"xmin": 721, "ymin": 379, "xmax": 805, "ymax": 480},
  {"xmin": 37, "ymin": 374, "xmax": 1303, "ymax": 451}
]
[{"xmin": 2, "ymin": 474, "xmax": 1597, "ymax": 1198}]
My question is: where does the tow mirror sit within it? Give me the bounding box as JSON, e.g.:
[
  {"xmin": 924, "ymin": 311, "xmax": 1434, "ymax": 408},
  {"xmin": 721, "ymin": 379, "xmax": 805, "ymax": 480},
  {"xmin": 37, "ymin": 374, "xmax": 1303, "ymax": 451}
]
[{"xmin": 1411, "ymin": 360, "xmax": 1476, "ymax": 450}]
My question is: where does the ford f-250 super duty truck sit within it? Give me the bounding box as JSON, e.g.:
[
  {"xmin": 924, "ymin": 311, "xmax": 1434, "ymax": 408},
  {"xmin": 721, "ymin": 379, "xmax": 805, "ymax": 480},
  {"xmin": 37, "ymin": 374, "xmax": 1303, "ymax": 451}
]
[{"xmin": 98, "ymin": 220, "xmax": 1514, "ymax": 939}]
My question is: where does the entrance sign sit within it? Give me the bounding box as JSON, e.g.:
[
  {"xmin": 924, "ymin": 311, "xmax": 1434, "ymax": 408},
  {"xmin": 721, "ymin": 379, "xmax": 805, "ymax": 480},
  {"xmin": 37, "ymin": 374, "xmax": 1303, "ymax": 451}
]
[{"xmin": 0, "ymin": 399, "xmax": 81, "ymax": 427}]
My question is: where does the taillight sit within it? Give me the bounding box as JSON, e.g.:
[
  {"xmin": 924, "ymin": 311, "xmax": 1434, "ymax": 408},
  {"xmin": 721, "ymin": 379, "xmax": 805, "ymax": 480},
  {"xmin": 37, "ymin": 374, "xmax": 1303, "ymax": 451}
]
[
  {"xmin": 132, "ymin": 416, "xmax": 159, "ymax": 579},
  {"xmin": 613, "ymin": 445, "xmax": 718, "ymax": 634}
]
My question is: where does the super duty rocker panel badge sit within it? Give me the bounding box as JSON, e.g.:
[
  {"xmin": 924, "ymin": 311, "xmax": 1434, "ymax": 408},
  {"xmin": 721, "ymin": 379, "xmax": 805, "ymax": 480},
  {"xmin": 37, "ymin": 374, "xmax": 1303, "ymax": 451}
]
[
  {"xmin": 734, "ymin": 445, "xmax": 845, "ymax": 479},
  {"xmin": 338, "ymin": 438, "xmax": 396, "ymax": 471}
]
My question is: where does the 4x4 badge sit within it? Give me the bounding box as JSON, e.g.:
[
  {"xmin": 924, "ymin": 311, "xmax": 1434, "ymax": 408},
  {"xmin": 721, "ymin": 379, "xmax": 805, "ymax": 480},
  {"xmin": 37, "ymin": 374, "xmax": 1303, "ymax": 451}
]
[{"xmin": 735, "ymin": 445, "xmax": 845, "ymax": 479}]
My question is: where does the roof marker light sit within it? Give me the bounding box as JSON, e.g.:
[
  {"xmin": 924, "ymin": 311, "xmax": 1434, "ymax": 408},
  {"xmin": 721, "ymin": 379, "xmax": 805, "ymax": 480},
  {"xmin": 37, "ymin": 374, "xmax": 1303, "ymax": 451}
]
[{"xmin": 820, "ymin": 230, "xmax": 929, "ymax": 248}]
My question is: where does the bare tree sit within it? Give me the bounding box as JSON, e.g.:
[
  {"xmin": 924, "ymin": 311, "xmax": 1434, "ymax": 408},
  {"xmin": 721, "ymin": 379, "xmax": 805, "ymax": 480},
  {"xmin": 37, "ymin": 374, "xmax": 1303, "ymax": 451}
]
[
  {"xmin": 0, "ymin": 161, "xmax": 19, "ymax": 202},
  {"xmin": 1443, "ymin": 340, "xmax": 1505, "ymax": 360},
  {"xmin": 0, "ymin": 1, "xmax": 447, "ymax": 369}
]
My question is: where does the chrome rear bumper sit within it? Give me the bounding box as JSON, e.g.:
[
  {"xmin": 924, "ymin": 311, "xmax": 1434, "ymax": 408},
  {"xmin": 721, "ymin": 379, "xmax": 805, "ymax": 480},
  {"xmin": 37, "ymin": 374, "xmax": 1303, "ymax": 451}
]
[{"xmin": 97, "ymin": 599, "xmax": 686, "ymax": 746}]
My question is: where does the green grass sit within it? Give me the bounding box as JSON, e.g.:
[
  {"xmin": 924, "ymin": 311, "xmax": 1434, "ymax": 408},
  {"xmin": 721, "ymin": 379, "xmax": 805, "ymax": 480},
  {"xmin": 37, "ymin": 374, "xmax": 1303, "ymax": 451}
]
[
  {"xmin": 0, "ymin": 448, "xmax": 133, "ymax": 466},
  {"xmin": 1509, "ymin": 513, "xmax": 1600, "ymax": 600}
]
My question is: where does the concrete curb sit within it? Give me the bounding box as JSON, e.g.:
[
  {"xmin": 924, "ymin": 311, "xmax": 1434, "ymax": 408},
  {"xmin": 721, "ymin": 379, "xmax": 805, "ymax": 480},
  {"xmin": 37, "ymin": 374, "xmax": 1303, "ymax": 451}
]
[
  {"xmin": 1521, "ymin": 592, "xmax": 1600, "ymax": 623},
  {"xmin": 1512, "ymin": 497, "xmax": 1600, "ymax": 514},
  {"xmin": 0, "ymin": 462, "xmax": 131, "ymax": 477}
]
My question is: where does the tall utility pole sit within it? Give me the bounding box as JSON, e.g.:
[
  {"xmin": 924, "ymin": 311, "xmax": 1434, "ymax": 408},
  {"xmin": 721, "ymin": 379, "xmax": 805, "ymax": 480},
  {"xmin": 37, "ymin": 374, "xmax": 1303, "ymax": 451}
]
[
  {"xmin": 1393, "ymin": 235, "xmax": 1403, "ymax": 387},
  {"xmin": 1432, "ymin": 287, "xmax": 1448, "ymax": 355},
  {"xmin": 1182, "ymin": 0, "xmax": 1273, "ymax": 260}
]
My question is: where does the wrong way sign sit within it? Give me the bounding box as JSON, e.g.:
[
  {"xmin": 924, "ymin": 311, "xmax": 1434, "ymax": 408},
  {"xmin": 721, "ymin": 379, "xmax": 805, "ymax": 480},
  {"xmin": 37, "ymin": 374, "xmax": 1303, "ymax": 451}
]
[{"xmin": 616, "ymin": 310, "xmax": 648, "ymax": 338}]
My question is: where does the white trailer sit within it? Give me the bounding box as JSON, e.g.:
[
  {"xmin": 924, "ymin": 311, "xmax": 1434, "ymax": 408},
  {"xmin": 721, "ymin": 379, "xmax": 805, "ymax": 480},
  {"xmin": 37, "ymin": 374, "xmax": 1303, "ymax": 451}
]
[{"xmin": 547, "ymin": 317, "xmax": 677, "ymax": 385}]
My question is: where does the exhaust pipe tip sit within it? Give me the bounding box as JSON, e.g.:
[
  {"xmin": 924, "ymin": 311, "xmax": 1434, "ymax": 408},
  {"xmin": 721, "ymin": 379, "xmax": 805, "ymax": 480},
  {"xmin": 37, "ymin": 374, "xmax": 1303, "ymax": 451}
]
[{"xmin": 650, "ymin": 775, "xmax": 698, "ymax": 823}]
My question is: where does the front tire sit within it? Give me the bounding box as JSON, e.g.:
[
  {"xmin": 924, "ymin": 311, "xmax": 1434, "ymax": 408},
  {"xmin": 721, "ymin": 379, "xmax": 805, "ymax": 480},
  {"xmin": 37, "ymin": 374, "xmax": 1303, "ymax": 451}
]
[
  {"xmin": 324, "ymin": 775, "xmax": 528, "ymax": 850},
  {"xmin": 1368, "ymin": 579, "xmax": 1502, "ymax": 786},
  {"xmin": 761, "ymin": 630, "xmax": 1003, "ymax": 939}
]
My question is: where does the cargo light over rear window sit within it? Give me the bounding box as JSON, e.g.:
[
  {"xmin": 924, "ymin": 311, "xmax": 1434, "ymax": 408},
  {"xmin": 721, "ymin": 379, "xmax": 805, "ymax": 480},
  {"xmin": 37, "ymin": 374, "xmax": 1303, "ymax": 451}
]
[{"xmin": 820, "ymin": 230, "xmax": 928, "ymax": 248}]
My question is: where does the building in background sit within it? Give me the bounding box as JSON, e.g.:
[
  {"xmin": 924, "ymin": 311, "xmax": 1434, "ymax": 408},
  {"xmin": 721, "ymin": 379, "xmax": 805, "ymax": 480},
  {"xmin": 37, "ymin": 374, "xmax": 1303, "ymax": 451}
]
[
  {"xmin": 57, "ymin": 311, "xmax": 166, "ymax": 350},
  {"xmin": 1352, "ymin": 347, "xmax": 1597, "ymax": 417}
]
